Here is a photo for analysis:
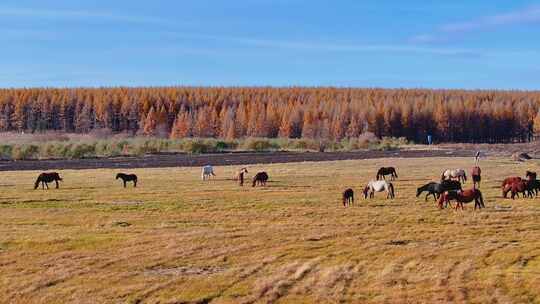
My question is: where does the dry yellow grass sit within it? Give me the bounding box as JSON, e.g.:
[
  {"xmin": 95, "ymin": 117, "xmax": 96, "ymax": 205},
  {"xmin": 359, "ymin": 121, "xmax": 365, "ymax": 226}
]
[{"xmin": 1, "ymin": 157, "xmax": 540, "ymax": 303}]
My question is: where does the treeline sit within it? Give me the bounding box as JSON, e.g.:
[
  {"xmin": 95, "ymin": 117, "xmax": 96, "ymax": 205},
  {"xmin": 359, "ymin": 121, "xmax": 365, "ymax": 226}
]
[{"xmin": 0, "ymin": 87, "xmax": 539, "ymax": 143}]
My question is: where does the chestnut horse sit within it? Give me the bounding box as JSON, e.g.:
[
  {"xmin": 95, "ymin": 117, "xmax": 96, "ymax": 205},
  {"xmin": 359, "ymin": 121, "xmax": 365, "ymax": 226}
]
[
  {"xmin": 438, "ymin": 188, "xmax": 485, "ymax": 210},
  {"xmin": 503, "ymin": 178, "xmax": 537, "ymax": 199},
  {"xmin": 501, "ymin": 177, "xmax": 522, "ymax": 198},
  {"xmin": 342, "ymin": 188, "xmax": 354, "ymax": 207},
  {"xmin": 471, "ymin": 166, "xmax": 481, "ymax": 188}
]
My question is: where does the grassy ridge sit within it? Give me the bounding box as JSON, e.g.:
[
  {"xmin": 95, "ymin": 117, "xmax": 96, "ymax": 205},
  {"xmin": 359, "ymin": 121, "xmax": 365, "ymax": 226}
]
[{"xmin": 0, "ymin": 157, "xmax": 539, "ymax": 303}]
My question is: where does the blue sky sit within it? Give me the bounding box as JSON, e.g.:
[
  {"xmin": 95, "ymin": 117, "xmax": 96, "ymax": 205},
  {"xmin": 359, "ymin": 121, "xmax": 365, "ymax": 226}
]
[{"xmin": 1, "ymin": 0, "xmax": 540, "ymax": 89}]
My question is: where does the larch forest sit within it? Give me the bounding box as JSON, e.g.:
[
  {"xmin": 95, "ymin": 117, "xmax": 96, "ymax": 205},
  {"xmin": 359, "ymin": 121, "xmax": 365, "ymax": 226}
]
[{"xmin": 1, "ymin": 87, "xmax": 539, "ymax": 143}]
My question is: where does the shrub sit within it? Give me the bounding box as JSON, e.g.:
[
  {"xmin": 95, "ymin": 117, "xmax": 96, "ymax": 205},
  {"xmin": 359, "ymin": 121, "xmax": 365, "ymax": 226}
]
[
  {"xmin": 0, "ymin": 145, "xmax": 13, "ymax": 160},
  {"xmin": 182, "ymin": 139, "xmax": 214, "ymax": 154},
  {"xmin": 240, "ymin": 138, "xmax": 279, "ymax": 152},
  {"xmin": 69, "ymin": 143, "xmax": 96, "ymax": 159},
  {"xmin": 12, "ymin": 144, "xmax": 39, "ymax": 160}
]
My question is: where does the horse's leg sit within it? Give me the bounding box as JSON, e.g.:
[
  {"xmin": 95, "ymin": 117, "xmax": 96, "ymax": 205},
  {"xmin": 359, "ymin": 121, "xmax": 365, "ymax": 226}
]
[
  {"xmin": 134, "ymin": 180, "xmax": 137, "ymax": 187},
  {"xmin": 55, "ymin": 180, "xmax": 59, "ymax": 189}
]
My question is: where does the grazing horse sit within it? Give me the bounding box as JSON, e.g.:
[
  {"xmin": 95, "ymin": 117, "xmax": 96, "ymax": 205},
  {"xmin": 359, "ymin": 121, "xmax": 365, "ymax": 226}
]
[
  {"xmin": 342, "ymin": 188, "xmax": 354, "ymax": 207},
  {"xmin": 363, "ymin": 180, "xmax": 395, "ymax": 199},
  {"xmin": 441, "ymin": 169, "xmax": 467, "ymax": 183},
  {"xmin": 376, "ymin": 167, "xmax": 398, "ymax": 180},
  {"xmin": 252, "ymin": 172, "xmax": 269, "ymax": 187},
  {"xmin": 526, "ymin": 171, "xmax": 539, "ymax": 196},
  {"xmin": 235, "ymin": 168, "xmax": 248, "ymax": 186},
  {"xmin": 416, "ymin": 180, "xmax": 462, "ymax": 202},
  {"xmin": 502, "ymin": 179, "xmax": 531, "ymax": 199},
  {"xmin": 438, "ymin": 188, "xmax": 485, "ymax": 210},
  {"xmin": 201, "ymin": 165, "xmax": 216, "ymax": 181},
  {"xmin": 34, "ymin": 172, "xmax": 62, "ymax": 190},
  {"xmin": 471, "ymin": 166, "xmax": 481, "ymax": 188},
  {"xmin": 116, "ymin": 173, "xmax": 137, "ymax": 188},
  {"xmin": 501, "ymin": 177, "xmax": 522, "ymax": 198}
]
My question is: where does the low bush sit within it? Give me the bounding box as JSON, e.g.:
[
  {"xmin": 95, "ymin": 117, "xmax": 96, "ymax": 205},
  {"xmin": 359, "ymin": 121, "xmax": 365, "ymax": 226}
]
[{"xmin": 0, "ymin": 134, "xmax": 409, "ymax": 160}]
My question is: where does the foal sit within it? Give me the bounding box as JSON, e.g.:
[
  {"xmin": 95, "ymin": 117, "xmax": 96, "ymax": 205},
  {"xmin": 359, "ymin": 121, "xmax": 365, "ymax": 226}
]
[
  {"xmin": 116, "ymin": 173, "xmax": 138, "ymax": 188},
  {"xmin": 342, "ymin": 188, "xmax": 354, "ymax": 207},
  {"xmin": 471, "ymin": 166, "xmax": 481, "ymax": 188},
  {"xmin": 236, "ymin": 168, "xmax": 248, "ymax": 186}
]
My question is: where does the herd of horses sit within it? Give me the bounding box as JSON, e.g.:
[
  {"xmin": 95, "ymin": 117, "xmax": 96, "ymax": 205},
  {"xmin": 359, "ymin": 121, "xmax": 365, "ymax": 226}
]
[
  {"xmin": 344, "ymin": 165, "xmax": 540, "ymax": 211},
  {"xmin": 32, "ymin": 165, "xmax": 269, "ymax": 190},
  {"xmin": 32, "ymin": 163, "xmax": 539, "ymax": 212}
]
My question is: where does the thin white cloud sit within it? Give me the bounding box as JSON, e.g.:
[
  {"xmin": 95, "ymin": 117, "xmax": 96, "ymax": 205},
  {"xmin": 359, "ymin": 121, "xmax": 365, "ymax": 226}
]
[
  {"xmin": 441, "ymin": 5, "xmax": 540, "ymax": 33},
  {"xmin": 414, "ymin": 5, "xmax": 540, "ymax": 43},
  {"xmin": 165, "ymin": 32, "xmax": 486, "ymax": 57},
  {"xmin": 0, "ymin": 7, "xmax": 174, "ymax": 26}
]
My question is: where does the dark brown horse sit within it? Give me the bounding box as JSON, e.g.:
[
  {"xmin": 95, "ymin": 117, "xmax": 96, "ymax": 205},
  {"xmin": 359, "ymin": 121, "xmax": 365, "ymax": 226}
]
[
  {"xmin": 34, "ymin": 172, "xmax": 62, "ymax": 190},
  {"xmin": 376, "ymin": 167, "xmax": 398, "ymax": 180},
  {"xmin": 252, "ymin": 172, "xmax": 269, "ymax": 187},
  {"xmin": 116, "ymin": 173, "xmax": 137, "ymax": 188},
  {"xmin": 471, "ymin": 166, "xmax": 481, "ymax": 188},
  {"xmin": 342, "ymin": 188, "xmax": 354, "ymax": 207},
  {"xmin": 438, "ymin": 188, "xmax": 485, "ymax": 210},
  {"xmin": 526, "ymin": 171, "xmax": 539, "ymax": 197}
]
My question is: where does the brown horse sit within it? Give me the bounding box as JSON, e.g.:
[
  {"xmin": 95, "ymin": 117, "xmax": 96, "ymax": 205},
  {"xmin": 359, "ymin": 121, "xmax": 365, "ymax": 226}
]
[
  {"xmin": 503, "ymin": 179, "xmax": 536, "ymax": 199},
  {"xmin": 34, "ymin": 172, "xmax": 62, "ymax": 190},
  {"xmin": 471, "ymin": 166, "xmax": 481, "ymax": 188},
  {"xmin": 252, "ymin": 172, "xmax": 269, "ymax": 187},
  {"xmin": 438, "ymin": 188, "xmax": 485, "ymax": 210},
  {"xmin": 342, "ymin": 188, "xmax": 354, "ymax": 207},
  {"xmin": 501, "ymin": 177, "xmax": 522, "ymax": 198}
]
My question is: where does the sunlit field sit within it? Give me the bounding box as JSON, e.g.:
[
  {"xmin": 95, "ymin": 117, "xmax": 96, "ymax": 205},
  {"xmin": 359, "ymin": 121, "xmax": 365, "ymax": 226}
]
[{"xmin": 1, "ymin": 157, "xmax": 540, "ymax": 303}]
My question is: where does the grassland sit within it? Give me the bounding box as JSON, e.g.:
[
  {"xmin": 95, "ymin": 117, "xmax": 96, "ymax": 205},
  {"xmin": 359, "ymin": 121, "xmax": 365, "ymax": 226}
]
[{"xmin": 1, "ymin": 157, "xmax": 540, "ymax": 303}]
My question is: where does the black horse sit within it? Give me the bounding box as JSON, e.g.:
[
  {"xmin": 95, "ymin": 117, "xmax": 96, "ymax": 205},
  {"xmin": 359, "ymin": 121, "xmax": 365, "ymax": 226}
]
[
  {"xmin": 252, "ymin": 172, "xmax": 269, "ymax": 187},
  {"xmin": 342, "ymin": 188, "xmax": 354, "ymax": 207},
  {"xmin": 34, "ymin": 172, "xmax": 62, "ymax": 190},
  {"xmin": 416, "ymin": 180, "xmax": 462, "ymax": 202},
  {"xmin": 116, "ymin": 173, "xmax": 138, "ymax": 188},
  {"xmin": 376, "ymin": 167, "xmax": 398, "ymax": 180}
]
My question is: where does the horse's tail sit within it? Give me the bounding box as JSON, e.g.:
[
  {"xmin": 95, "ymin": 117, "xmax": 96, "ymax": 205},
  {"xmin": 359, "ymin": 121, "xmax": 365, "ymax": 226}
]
[
  {"xmin": 393, "ymin": 170, "xmax": 398, "ymax": 179},
  {"xmin": 389, "ymin": 183, "xmax": 395, "ymax": 198},
  {"xmin": 34, "ymin": 176, "xmax": 41, "ymax": 189},
  {"xmin": 252, "ymin": 177, "xmax": 257, "ymax": 187},
  {"xmin": 477, "ymin": 190, "xmax": 485, "ymax": 208},
  {"xmin": 376, "ymin": 172, "xmax": 380, "ymax": 180},
  {"xmin": 441, "ymin": 172, "xmax": 446, "ymax": 181}
]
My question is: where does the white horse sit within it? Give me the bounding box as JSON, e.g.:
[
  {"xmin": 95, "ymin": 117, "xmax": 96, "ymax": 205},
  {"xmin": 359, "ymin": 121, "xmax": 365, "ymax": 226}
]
[
  {"xmin": 441, "ymin": 169, "xmax": 467, "ymax": 183},
  {"xmin": 363, "ymin": 180, "xmax": 395, "ymax": 199},
  {"xmin": 201, "ymin": 165, "xmax": 216, "ymax": 181}
]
